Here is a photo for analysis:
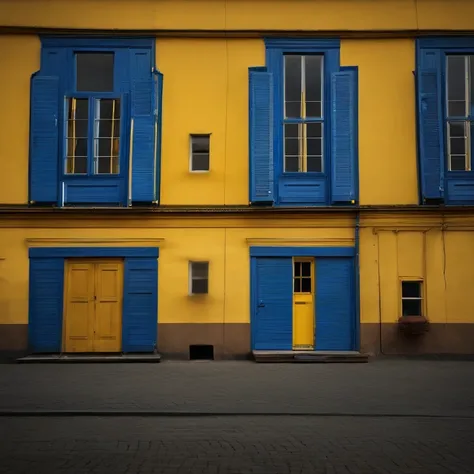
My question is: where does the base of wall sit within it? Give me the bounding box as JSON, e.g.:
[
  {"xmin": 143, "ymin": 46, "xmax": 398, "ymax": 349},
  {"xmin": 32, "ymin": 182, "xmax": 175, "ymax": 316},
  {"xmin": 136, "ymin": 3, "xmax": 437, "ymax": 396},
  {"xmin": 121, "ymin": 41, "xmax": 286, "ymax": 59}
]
[
  {"xmin": 158, "ymin": 323, "xmax": 251, "ymax": 360},
  {"xmin": 0, "ymin": 323, "xmax": 251, "ymax": 360},
  {"xmin": 3, "ymin": 323, "xmax": 474, "ymax": 359},
  {"xmin": 361, "ymin": 323, "xmax": 474, "ymax": 355}
]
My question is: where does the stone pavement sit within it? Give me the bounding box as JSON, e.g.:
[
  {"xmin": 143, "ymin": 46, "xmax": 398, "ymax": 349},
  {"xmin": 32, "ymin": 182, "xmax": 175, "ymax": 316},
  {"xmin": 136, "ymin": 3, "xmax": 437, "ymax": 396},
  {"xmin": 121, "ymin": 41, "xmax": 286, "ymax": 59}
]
[
  {"xmin": 1, "ymin": 416, "xmax": 473, "ymax": 474},
  {"xmin": 0, "ymin": 360, "xmax": 473, "ymax": 416}
]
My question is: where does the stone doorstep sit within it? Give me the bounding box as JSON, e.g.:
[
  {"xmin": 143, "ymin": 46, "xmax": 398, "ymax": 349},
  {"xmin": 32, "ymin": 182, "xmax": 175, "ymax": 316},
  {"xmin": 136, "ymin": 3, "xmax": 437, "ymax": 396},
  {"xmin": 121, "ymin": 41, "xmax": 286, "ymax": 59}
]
[{"xmin": 252, "ymin": 350, "xmax": 369, "ymax": 363}]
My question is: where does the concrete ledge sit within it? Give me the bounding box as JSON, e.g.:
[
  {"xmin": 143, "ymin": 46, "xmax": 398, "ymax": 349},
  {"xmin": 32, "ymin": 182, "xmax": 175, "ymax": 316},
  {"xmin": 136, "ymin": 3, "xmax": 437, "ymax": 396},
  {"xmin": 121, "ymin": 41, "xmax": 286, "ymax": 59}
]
[
  {"xmin": 16, "ymin": 354, "xmax": 162, "ymax": 363},
  {"xmin": 252, "ymin": 350, "xmax": 369, "ymax": 363}
]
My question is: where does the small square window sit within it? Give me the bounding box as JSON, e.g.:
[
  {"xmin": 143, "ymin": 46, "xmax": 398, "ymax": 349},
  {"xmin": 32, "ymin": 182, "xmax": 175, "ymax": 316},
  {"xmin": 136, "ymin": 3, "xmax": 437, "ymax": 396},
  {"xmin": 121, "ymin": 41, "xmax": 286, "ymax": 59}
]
[
  {"xmin": 190, "ymin": 135, "xmax": 210, "ymax": 172},
  {"xmin": 401, "ymin": 280, "xmax": 423, "ymax": 317},
  {"xmin": 190, "ymin": 262, "xmax": 209, "ymax": 295}
]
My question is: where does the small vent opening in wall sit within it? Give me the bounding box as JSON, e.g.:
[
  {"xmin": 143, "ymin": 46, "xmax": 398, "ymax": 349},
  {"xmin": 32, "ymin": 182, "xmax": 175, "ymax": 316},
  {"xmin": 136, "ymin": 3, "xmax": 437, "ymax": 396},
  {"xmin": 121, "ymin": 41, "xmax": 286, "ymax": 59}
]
[{"xmin": 189, "ymin": 345, "xmax": 214, "ymax": 360}]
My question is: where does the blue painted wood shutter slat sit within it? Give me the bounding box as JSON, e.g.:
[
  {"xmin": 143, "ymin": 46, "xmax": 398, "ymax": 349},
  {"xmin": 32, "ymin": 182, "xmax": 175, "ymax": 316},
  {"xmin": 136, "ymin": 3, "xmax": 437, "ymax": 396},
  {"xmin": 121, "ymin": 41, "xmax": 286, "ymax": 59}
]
[
  {"xmin": 154, "ymin": 72, "xmax": 163, "ymax": 202},
  {"xmin": 249, "ymin": 67, "xmax": 274, "ymax": 204},
  {"xmin": 417, "ymin": 68, "xmax": 444, "ymax": 201},
  {"xmin": 29, "ymin": 258, "xmax": 64, "ymax": 353},
  {"xmin": 315, "ymin": 257, "xmax": 354, "ymax": 351},
  {"xmin": 253, "ymin": 257, "xmax": 292, "ymax": 350},
  {"xmin": 29, "ymin": 74, "xmax": 60, "ymax": 203},
  {"xmin": 130, "ymin": 49, "xmax": 159, "ymax": 203},
  {"xmin": 122, "ymin": 258, "xmax": 158, "ymax": 353},
  {"xmin": 330, "ymin": 67, "xmax": 358, "ymax": 204}
]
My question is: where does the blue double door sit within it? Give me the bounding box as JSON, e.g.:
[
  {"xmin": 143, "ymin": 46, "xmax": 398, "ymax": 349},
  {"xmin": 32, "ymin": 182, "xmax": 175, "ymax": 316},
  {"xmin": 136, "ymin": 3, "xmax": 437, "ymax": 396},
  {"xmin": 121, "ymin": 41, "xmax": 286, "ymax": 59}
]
[{"xmin": 252, "ymin": 257, "xmax": 356, "ymax": 351}]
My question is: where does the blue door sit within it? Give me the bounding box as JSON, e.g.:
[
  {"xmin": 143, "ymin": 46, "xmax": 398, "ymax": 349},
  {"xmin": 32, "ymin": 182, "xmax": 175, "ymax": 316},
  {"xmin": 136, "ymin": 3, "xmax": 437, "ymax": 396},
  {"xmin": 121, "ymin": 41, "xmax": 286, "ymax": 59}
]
[
  {"xmin": 315, "ymin": 257, "xmax": 355, "ymax": 350},
  {"xmin": 252, "ymin": 257, "xmax": 293, "ymax": 350}
]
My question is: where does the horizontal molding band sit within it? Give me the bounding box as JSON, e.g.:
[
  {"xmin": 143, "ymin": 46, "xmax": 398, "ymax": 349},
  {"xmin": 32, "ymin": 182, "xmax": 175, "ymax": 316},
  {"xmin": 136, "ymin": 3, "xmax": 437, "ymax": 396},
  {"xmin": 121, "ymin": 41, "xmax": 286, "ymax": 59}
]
[
  {"xmin": 26, "ymin": 238, "xmax": 165, "ymax": 246},
  {"xmin": 1, "ymin": 27, "xmax": 474, "ymax": 38}
]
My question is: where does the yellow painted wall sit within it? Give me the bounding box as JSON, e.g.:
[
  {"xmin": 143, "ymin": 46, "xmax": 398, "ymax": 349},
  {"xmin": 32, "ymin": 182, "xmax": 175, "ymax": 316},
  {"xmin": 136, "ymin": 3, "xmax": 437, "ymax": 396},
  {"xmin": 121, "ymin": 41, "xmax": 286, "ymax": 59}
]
[
  {"xmin": 0, "ymin": 216, "xmax": 354, "ymax": 325},
  {"xmin": 2, "ymin": 0, "xmax": 474, "ymax": 31},
  {"xmin": 159, "ymin": 39, "xmax": 264, "ymax": 205},
  {"xmin": 341, "ymin": 39, "xmax": 418, "ymax": 205},
  {"xmin": 0, "ymin": 35, "xmax": 39, "ymax": 204},
  {"xmin": 359, "ymin": 214, "xmax": 474, "ymax": 325}
]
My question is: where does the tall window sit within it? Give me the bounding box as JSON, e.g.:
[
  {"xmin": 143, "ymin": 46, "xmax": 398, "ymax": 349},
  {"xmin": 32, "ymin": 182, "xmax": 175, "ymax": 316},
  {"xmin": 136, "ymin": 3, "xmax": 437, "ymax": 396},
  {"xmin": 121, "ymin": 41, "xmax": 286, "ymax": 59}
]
[
  {"xmin": 65, "ymin": 52, "xmax": 121, "ymax": 176},
  {"xmin": 284, "ymin": 55, "xmax": 323, "ymax": 173},
  {"xmin": 446, "ymin": 55, "xmax": 474, "ymax": 171}
]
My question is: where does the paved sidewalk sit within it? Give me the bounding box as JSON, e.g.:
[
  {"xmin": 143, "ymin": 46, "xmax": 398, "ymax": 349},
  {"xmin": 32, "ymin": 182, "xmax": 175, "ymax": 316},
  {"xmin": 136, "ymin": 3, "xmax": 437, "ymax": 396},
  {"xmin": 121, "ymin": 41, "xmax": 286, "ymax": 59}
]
[
  {"xmin": 0, "ymin": 360, "xmax": 473, "ymax": 416},
  {"xmin": 1, "ymin": 416, "xmax": 473, "ymax": 474}
]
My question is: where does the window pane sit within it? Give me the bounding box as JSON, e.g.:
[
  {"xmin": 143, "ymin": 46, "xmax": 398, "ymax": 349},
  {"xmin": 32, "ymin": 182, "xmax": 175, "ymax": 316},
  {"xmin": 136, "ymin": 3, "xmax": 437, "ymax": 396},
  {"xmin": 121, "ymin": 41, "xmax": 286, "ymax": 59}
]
[
  {"xmin": 192, "ymin": 136, "xmax": 210, "ymax": 153},
  {"xmin": 294, "ymin": 262, "xmax": 301, "ymax": 277},
  {"xmin": 285, "ymin": 156, "xmax": 299, "ymax": 172},
  {"xmin": 285, "ymin": 138, "xmax": 299, "ymax": 156},
  {"xmin": 294, "ymin": 278, "xmax": 301, "ymax": 293},
  {"xmin": 449, "ymin": 121, "xmax": 466, "ymax": 138},
  {"xmin": 192, "ymin": 262, "xmax": 209, "ymax": 279},
  {"xmin": 285, "ymin": 55, "xmax": 302, "ymax": 118},
  {"xmin": 94, "ymin": 99, "xmax": 120, "ymax": 175},
  {"xmin": 307, "ymin": 157, "xmax": 322, "ymax": 172},
  {"xmin": 447, "ymin": 55, "xmax": 466, "ymax": 117},
  {"xmin": 402, "ymin": 281, "xmax": 421, "ymax": 298},
  {"xmin": 402, "ymin": 299, "xmax": 422, "ymax": 317},
  {"xmin": 470, "ymin": 56, "xmax": 474, "ymax": 115},
  {"xmin": 305, "ymin": 55, "xmax": 323, "ymax": 118},
  {"xmin": 447, "ymin": 56, "xmax": 466, "ymax": 102},
  {"xmin": 66, "ymin": 98, "xmax": 89, "ymax": 175},
  {"xmin": 192, "ymin": 279, "xmax": 208, "ymax": 294},
  {"xmin": 450, "ymin": 156, "xmax": 467, "ymax": 171},
  {"xmin": 301, "ymin": 262, "xmax": 311, "ymax": 277},
  {"xmin": 192, "ymin": 153, "xmax": 210, "ymax": 171},
  {"xmin": 307, "ymin": 138, "xmax": 322, "ymax": 156},
  {"xmin": 450, "ymin": 137, "xmax": 466, "ymax": 155},
  {"xmin": 301, "ymin": 278, "xmax": 311, "ymax": 293},
  {"xmin": 307, "ymin": 122, "xmax": 322, "ymax": 139},
  {"xmin": 77, "ymin": 53, "xmax": 114, "ymax": 92}
]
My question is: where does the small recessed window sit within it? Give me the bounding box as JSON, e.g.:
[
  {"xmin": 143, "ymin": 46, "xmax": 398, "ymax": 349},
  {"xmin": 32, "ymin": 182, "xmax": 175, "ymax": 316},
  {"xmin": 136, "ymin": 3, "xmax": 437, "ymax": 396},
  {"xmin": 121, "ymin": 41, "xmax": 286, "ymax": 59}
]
[
  {"xmin": 76, "ymin": 52, "xmax": 114, "ymax": 92},
  {"xmin": 401, "ymin": 280, "xmax": 423, "ymax": 317},
  {"xmin": 190, "ymin": 135, "xmax": 210, "ymax": 172},
  {"xmin": 190, "ymin": 262, "xmax": 209, "ymax": 295}
]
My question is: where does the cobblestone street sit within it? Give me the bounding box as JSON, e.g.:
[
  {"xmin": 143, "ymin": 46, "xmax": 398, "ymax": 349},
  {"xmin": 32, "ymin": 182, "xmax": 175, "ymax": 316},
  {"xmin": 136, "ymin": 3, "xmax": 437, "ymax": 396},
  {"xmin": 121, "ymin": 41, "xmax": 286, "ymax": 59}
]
[
  {"xmin": 0, "ymin": 360, "xmax": 473, "ymax": 473},
  {"xmin": 1, "ymin": 360, "xmax": 474, "ymax": 416},
  {"xmin": 1, "ymin": 415, "xmax": 474, "ymax": 474}
]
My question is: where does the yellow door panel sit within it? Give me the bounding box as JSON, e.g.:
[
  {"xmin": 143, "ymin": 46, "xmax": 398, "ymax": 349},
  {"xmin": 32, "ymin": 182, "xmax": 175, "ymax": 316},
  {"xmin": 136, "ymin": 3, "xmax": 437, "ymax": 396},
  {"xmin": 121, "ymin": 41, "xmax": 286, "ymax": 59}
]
[
  {"xmin": 63, "ymin": 259, "xmax": 123, "ymax": 353},
  {"xmin": 64, "ymin": 263, "xmax": 94, "ymax": 352},
  {"xmin": 94, "ymin": 262, "xmax": 123, "ymax": 352},
  {"xmin": 293, "ymin": 259, "xmax": 315, "ymax": 350}
]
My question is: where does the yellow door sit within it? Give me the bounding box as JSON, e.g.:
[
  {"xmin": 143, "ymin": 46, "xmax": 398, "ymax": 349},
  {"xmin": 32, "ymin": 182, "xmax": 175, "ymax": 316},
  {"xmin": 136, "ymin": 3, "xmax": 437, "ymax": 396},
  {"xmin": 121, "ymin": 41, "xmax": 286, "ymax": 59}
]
[
  {"xmin": 64, "ymin": 260, "xmax": 123, "ymax": 353},
  {"xmin": 292, "ymin": 258, "xmax": 315, "ymax": 350}
]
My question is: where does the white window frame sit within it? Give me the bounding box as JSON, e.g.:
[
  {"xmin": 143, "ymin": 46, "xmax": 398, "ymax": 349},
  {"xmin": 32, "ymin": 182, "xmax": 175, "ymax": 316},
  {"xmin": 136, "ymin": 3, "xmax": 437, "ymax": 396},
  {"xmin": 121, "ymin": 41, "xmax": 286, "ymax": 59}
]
[
  {"xmin": 400, "ymin": 278, "xmax": 425, "ymax": 317},
  {"xmin": 189, "ymin": 134, "xmax": 210, "ymax": 173},
  {"xmin": 189, "ymin": 261, "xmax": 209, "ymax": 295}
]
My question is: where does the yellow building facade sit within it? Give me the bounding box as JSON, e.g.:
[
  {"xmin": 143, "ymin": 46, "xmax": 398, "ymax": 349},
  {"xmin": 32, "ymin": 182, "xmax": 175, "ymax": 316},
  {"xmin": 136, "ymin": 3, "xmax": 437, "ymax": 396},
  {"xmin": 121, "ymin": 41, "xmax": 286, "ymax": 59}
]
[{"xmin": 0, "ymin": 0, "xmax": 473, "ymax": 359}]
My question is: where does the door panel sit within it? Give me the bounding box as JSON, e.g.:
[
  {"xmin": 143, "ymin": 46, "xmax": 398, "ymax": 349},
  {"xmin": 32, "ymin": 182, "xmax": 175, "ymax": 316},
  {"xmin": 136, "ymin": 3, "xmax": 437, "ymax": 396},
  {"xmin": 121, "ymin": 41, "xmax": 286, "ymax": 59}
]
[
  {"xmin": 315, "ymin": 257, "xmax": 354, "ymax": 351},
  {"xmin": 64, "ymin": 263, "xmax": 95, "ymax": 352},
  {"xmin": 253, "ymin": 257, "xmax": 293, "ymax": 350},
  {"xmin": 94, "ymin": 262, "xmax": 123, "ymax": 352},
  {"xmin": 293, "ymin": 259, "xmax": 315, "ymax": 349},
  {"xmin": 63, "ymin": 260, "xmax": 123, "ymax": 353}
]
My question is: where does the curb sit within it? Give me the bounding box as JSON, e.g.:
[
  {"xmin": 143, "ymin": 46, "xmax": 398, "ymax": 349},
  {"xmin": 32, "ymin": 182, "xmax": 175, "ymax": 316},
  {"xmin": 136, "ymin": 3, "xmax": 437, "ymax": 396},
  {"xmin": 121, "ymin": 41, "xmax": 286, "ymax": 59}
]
[{"xmin": 0, "ymin": 411, "xmax": 472, "ymax": 419}]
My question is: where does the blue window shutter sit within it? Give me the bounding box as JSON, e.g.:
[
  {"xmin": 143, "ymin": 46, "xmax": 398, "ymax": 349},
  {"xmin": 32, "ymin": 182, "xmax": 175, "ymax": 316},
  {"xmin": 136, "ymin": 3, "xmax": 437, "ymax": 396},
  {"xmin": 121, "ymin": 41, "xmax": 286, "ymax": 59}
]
[
  {"xmin": 315, "ymin": 257, "xmax": 355, "ymax": 351},
  {"xmin": 330, "ymin": 67, "xmax": 358, "ymax": 204},
  {"xmin": 252, "ymin": 257, "xmax": 292, "ymax": 350},
  {"xmin": 29, "ymin": 258, "xmax": 64, "ymax": 353},
  {"xmin": 122, "ymin": 258, "xmax": 158, "ymax": 353},
  {"xmin": 154, "ymin": 72, "xmax": 163, "ymax": 202},
  {"xmin": 29, "ymin": 74, "xmax": 60, "ymax": 203},
  {"xmin": 249, "ymin": 67, "xmax": 274, "ymax": 204},
  {"xmin": 130, "ymin": 49, "xmax": 156, "ymax": 203},
  {"xmin": 417, "ymin": 65, "xmax": 444, "ymax": 201}
]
